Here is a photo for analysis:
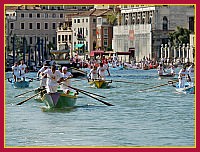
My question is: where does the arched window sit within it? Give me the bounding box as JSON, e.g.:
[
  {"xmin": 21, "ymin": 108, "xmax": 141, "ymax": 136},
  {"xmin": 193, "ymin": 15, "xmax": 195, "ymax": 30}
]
[{"xmin": 163, "ymin": 16, "xmax": 168, "ymax": 30}]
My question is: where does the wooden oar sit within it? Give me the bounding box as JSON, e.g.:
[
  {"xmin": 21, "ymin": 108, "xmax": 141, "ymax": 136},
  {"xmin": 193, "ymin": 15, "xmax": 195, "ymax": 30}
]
[
  {"xmin": 138, "ymin": 80, "xmax": 178, "ymax": 92},
  {"xmin": 15, "ymin": 88, "xmax": 37, "ymax": 98},
  {"xmin": 61, "ymin": 84, "xmax": 113, "ymax": 106},
  {"xmin": 137, "ymin": 83, "xmax": 169, "ymax": 92},
  {"xmin": 70, "ymin": 67, "xmax": 87, "ymax": 74},
  {"xmin": 110, "ymin": 80, "xmax": 147, "ymax": 84},
  {"xmin": 77, "ymin": 90, "xmax": 114, "ymax": 106},
  {"xmin": 16, "ymin": 90, "xmax": 45, "ymax": 105},
  {"xmin": 61, "ymin": 83, "xmax": 106, "ymax": 98}
]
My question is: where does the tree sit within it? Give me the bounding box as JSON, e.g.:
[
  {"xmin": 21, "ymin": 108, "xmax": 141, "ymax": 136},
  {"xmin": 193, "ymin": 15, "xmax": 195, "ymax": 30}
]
[
  {"xmin": 106, "ymin": 9, "xmax": 120, "ymax": 26},
  {"xmin": 169, "ymin": 26, "xmax": 191, "ymax": 46}
]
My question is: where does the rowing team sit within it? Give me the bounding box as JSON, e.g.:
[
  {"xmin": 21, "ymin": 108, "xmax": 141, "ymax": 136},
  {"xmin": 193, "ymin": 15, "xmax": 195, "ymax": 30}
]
[
  {"xmin": 11, "ymin": 60, "xmax": 28, "ymax": 82},
  {"xmin": 158, "ymin": 63, "xmax": 195, "ymax": 88},
  {"xmin": 178, "ymin": 63, "xmax": 194, "ymax": 88},
  {"xmin": 87, "ymin": 62, "xmax": 110, "ymax": 81},
  {"xmin": 37, "ymin": 64, "xmax": 77, "ymax": 96}
]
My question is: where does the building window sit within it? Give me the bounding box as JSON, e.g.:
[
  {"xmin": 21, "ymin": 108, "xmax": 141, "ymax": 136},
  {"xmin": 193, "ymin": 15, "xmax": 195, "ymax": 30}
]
[
  {"xmin": 149, "ymin": 17, "xmax": 152, "ymax": 24},
  {"xmin": 21, "ymin": 13, "xmax": 24, "ymax": 18},
  {"xmin": 93, "ymin": 18, "xmax": 96, "ymax": 23},
  {"xmin": 104, "ymin": 28, "xmax": 108, "ymax": 38},
  {"xmin": 93, "ymin": 29, "xmax": 96, "ymax": 36},
  {"xmin": 52, "ymin": 13, "xmax": 56, "ymax": 18},
  {"xmin": 74, "ymin": 19, "xmax": 76, "ymax": 23},
  {"xmin": 37, "ymin": 13, "xmax": 40, "ymax": 18},
  {"xmin": 65, "ymin": 35, "xmax": 68, "ymax": 41},
  {"xmin": 62, "ymin": 35, "xmax": 65, "ymax": 42},
  {"xmin": 58, "ymin": 35, "xmax": 61, "ymax": 42},
  {"xmin": 86, "ymin": 18, "xmax": 88, "ymax": 22},
  {"xmin": 82, "ymin": 19, "xmax": 84, "ymax": 23},
  {"xmin": 52, "ymin": 37, "xmax": 56, "ymax": 44},
  {"xmin": 97, "ymin": 18, "xmax": 102, "ymax": 24},
  {"xmin": 29, "ymin": 23, "xmax": 33, "ymax": 29},
  {"xmin": 36, "ymin": 23, "xmax": 40, "ymax": 29},
  {"xmin": 10, "ymin": 23, "xmax": 14, "ymax": 29},
  {"xmin": 30, "ymin": 37, "xmax": 33, "ymax": 44},
  {"xmin": 52, "ymin": 23, "xmax": 56, "ymax": 29},
  {"xmin": 21, "ymin": 23, "xmax": 25, "ymax": 29},
  {"xmin": 163, "ymin": 16, "xmax": 168, "ymax": 31},
  {"xmin": 77, "ymin": 19, "xmax": 80, "ymax": 23},
  {"xmin": 104, "ymin": 39, "xmax": 108, "ymax": 46},
  {"xmin": 69, "ymin": 35, "xmax": 71, "ymax": 41},
  {"xmin": 86, "ymin": 28, "xmax": 88, "ymax": 35},
  {"xmin": 29, "ymin": 13, "xmax": 32, "ymax": 18},
  {"xmin": 45, "ymin": 13, "xmax": 48, "ymax": 18},
  {"xmin": 189, "ymin": 17, "xmax": 194, "ymax": 32},
  {"xmin": 60, "ymin": 14, "xmax": 63, "ymax": 18},
  {"xmin": 45, "ymin": 23, "xmax": 48, "ymax": 29}
]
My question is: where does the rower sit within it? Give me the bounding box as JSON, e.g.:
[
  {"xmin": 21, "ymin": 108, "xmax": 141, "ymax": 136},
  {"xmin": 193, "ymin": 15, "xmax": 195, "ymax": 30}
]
[
  {"xmin": 157, "ymin": 63, "xmax": 164, "ymax": 75},
  {"xmin": 178, "ymin": 66, "xmax": 190, "ymax": 88},
  {"xmin": 37, "ymin": 63, "xmax": 49, "ymax": 89},
  {"xmin": 19, "ymin": 60, "xmax": 28, "ymax": 81},
  {"xmin": 60, "ymin": 67, "xmax": 73, "ymax": 94},
  {"xmin": 187, "ymin": 63, "xmax": 195, "ymax": 82},
  {"xmin": 88, "ymin": 65, "xmax": 98, "ymax": 81},
  {"xmin": 97, "ymin": 62, "xmax": 110, "ymax": 80},
  {"xmin": 42, "ymin": 65, "xmax": 63, "ymax": 94},
  {"xmin": 11, "ymin": 62, "xmax": 20, "ymax": 82}
]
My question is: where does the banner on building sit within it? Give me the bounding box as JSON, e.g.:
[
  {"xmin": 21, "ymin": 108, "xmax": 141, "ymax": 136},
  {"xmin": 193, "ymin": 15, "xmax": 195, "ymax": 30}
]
[{"xmin": 129, "ymin": 30, "xmax": 134, "ymax": 40}]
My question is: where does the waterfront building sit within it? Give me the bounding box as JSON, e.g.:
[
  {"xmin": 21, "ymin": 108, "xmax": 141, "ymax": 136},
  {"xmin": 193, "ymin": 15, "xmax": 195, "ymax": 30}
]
[
  {"xmin": 5, "ymin": 5, "xmax": 94, "ymax": 67},
  {"xmin": 71, "ymin": 8, "xmax": 113, "ymax": 59},
  {"xmin": 112, "ymin": 5, "xmax": 195, "ymax": 62}
]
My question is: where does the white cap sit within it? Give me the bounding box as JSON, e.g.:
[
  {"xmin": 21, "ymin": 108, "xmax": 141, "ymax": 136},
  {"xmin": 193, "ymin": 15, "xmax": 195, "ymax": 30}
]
[{"xmin": 62, "ymin": 67, "xmax": 68, "ymax": 71}]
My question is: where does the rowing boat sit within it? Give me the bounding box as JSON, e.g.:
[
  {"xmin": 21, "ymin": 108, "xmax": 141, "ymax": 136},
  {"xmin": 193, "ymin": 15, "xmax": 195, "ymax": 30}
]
[
  {"xmin": 88, "ymin": 79, "xmax": 112, "ymax": 88},
  {"xmin": 11, "ymin": 79, "xmax": 30, "ymax": 88},
  {"xmin": 159, "ymin": 74, "xmax": 175, "ymax": 79},
  {"xmin": 41, "ymin": 90, "xmax": 78, "ymax": 108},
  {"xmin": 174, "ymin": 82, "xmax": 195, "ymax": 94}
]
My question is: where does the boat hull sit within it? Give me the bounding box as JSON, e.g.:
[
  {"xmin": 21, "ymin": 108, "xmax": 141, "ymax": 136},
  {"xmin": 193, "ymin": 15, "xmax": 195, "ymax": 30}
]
[
  {"xmin": 88, "ymin": 80, "xmax": 111, "ymax": 88},
  {"xmin": 12, "ymin": 80, "xmax": 30, "ymax": 88},
  {"xmin": 159, "ymin": 74, "xmax": 175, "ymax": 79},
  {"xmin": 42, "ymin": 91, "xmax": 77, "ymax": 108},
  {"xmin": 174, "ymin": 82, "xmax": 195, "ymax": 94}
]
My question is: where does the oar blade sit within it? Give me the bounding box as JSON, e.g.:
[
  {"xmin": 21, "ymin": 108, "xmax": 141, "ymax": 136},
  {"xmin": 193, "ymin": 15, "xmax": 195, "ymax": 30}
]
[{"xmin": 16, "ymin": 90, "xmax": 44, "ymax": 106}]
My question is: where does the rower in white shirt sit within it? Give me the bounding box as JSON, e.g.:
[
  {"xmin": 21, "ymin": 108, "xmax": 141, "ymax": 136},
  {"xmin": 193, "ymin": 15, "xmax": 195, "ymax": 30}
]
[
  {"xmin": 42, "ymin": 65, "xmax": 63, "ymax": 94},
  {"xmin": 60, "ymin": 67, "xmax": 73, "ymax": 94},
  {"xmin": 19, "ymin": 60, "xmax": 27, "ymax": 81},
  {"xmin": 37, "ymin": 63, "xmax": 49, "ymax": 89},
  {"xmin": 11, "ymin": 62, "xmax": 20, "ymax": 82}
]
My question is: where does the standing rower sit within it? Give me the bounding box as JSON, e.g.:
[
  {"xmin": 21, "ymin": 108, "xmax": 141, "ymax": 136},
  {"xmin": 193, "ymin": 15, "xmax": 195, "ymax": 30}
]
[
  {"xmin": 42, "ymin": 65, "xmax": 63, "ymax": 94},
  {"xmin": 11, "ymin": 62, "xmax": 20, "ymax": 82},
  {"xmin": 60, "ymin": 67, "xmax": 73, "ymax": 94},
  {"xmin": 37, "ymin": 63, "xmax": 49, "ymax": 89},
  {"xmin": 97, "ymin": 62, "xmax": 110, "ymax": 80},
  {"xmin": 178, "ymin": 66, "xmax": 189, "ymax": 88},
  {"xmin": 19, "ymin": 60, "xmax": 27, "ymax": 81}
]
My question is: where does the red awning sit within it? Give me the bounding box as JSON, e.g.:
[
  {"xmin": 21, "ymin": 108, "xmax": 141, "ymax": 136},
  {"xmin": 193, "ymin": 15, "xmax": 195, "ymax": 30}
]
[
  {"xmin": 116, "ymin": 52, "xmax": 131, "ymax": 55},
  {"xmin": 90, "ymin": 50, "xmax": 105, "ymax": 57}
]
